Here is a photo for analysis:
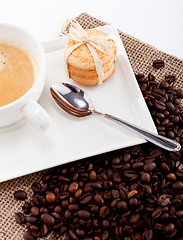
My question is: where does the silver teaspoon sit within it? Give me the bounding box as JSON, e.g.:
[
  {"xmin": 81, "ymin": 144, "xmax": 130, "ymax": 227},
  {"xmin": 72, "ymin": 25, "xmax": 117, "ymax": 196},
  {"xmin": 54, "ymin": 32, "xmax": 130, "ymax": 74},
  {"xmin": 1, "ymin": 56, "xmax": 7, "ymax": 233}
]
[{"xmin": 50, "ymin": 82, "xmax": 181, "ymax": 152}]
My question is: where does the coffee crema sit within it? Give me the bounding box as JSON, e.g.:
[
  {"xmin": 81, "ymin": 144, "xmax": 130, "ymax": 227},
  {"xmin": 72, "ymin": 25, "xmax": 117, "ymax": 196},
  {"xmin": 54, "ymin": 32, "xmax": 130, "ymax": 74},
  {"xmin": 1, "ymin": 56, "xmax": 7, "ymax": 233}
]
[{"xmin": 0, "ymin": 40, "xmax": 35, "ymax": 107}]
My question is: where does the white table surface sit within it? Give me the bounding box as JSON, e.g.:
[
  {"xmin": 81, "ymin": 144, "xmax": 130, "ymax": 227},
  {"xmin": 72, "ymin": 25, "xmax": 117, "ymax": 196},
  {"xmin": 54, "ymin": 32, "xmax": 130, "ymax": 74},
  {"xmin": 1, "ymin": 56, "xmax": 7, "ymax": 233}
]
[{"xmin": 0, "ymin": 0, "xmax": 183, "ymax": 59}]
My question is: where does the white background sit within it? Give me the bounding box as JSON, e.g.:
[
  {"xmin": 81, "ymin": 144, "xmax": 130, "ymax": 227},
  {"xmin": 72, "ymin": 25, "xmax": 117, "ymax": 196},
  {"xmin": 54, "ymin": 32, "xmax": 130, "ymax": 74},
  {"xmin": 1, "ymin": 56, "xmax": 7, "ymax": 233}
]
[{"xmin": 0, "ymin": 0, "xmax": 183, "ymax": 59}]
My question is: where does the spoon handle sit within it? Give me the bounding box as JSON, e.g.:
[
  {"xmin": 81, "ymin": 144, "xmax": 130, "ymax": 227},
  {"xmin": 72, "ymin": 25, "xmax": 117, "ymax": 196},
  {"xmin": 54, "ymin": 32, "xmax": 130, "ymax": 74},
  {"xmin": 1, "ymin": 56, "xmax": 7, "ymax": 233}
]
[{"xmin": 94, "ymin": 110, "xmax": 181, "ymax": 152}]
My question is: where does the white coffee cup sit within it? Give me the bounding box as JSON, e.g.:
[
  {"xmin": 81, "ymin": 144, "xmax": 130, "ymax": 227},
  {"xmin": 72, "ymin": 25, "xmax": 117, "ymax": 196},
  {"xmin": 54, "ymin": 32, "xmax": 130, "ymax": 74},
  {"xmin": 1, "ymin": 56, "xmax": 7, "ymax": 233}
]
[{"xmin": 0, "ymin": 23, "xmax": 51, "ymax": 131}]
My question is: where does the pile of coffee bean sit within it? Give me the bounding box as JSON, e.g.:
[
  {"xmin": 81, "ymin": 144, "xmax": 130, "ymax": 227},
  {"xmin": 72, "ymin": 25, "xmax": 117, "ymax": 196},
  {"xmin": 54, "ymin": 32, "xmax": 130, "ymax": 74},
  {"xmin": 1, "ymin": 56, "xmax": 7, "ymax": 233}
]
[{"xmin": 14, "ymin": 62, "xmax": 183, "ymax": 240}]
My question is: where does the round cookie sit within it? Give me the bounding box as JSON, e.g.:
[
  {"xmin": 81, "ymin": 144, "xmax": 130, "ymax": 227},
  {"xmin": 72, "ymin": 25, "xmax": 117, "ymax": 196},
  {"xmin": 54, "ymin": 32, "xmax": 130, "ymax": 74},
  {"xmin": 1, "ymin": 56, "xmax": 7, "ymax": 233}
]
[{"xmin": 65, "ymin": 28, "xmax": 116, "ymax": 86}]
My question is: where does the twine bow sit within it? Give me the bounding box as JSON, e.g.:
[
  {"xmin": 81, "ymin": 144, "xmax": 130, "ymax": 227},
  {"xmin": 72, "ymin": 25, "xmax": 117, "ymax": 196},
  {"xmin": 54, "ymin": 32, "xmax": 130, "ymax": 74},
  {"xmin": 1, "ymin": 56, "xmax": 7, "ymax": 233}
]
[{"xmin": 61, "ymin": 19, "xmax": 114, "ymax": 84}]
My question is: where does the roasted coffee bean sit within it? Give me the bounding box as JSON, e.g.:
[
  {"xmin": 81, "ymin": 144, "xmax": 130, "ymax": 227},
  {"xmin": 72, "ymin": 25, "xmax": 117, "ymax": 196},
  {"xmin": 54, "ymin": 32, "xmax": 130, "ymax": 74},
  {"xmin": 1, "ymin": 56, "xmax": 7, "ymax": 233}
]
[
  {"xmin": 23, "ymin": 231, "xmax": 34, "ymax": 240},
  {"xmin": 144, "ymin": 162, "xmax": 156, "ymax": 172},
  {"xmin": 94, "ymin": 194, "xmax": 104, "ymax": 205},
  {"xmin": 158, "ymin": 195, "xmax": 170, "ymax": 206},
  {"xmin": 119, "ymin": 186, "xmax": 128, "ymax": 200},
  {"xmin": 141, "ymin": 83, "xmax": 147, "ymax": 92},
  {"xmin": 166, "ymin": 102, "xmax": 175, "ymax": 113},
  {"xmin": 76, "ymin": 229, "xmax": 85, "ymax": 237},
  {"xmin": 132, "ymin": 232, "xmax": 141, "ymax": 240},
  {"xmin": 89, "ymin": 171, "xmax": 97, "ymax": 181},
  {"xmin": 154, "ymin": 100, "xmax": 166, "ymax": 111},
  {"xmin": 69, "ymin": 229, "xmax": 78, "ymax": 240},
  {"xmin": 128, "ymin": 190, "xmax": 138, "ymax": 198},
  {"xmin": 164, "ymin": 223, "xmax": 175, "ymax": 235},
  {"xmin": 30, "ymin": 206, "xmax": 39, "ymax": 216},
  {"xmin": 112, "ymin": 157, "xmax": 121, "ymax": 165},
  {"xmin": 167, "ymin": 173, "xmax": 176, "ymax": 181},
  {"xmin": 129, "ymin": 198, "xmax": 138, "ymax": 208},
  {"xmin": 32, "ymin": 196, "xmax": 41, "ymax": 206},
  {"xmin": 147, "ymin": 73, "xmax": 155, "ymax": 81},
  {"xmin": 88, "ymin": 204, "xmax": 99, "ymax": 213},
  {"xmin": 93, "ymin": 219, "xmax": 100, "ymax": 228},
  {"xmin": 41, "ymin": 173, "xmax": 51, "ymax": 183},
  {"xmin": 22, "ymin": 202, "xmax": 30, "ymax": 215},
  {"xmin": 101, "ymin": 230, "xmax": 109, "ymax": 240},
  {"xmin": 115, "ymin": 226, "xmax": 123, "ymax": 236},
  {"xmin": 153, "ymin": 59, "xmax": 164, "ymax": 69},
  {"xmin": 152, "ymin": 208, "xmax": 162, "ymax": 219},
  {"xmin": 79, "ymin": 193, "xmax": 92, "ymax": 204},
  {"xmin": 112, "ymin": 189, "xmax": 120, "ymax": 198},
  {"xmin": 31, "ymin": 230, "xmax": 41, "ymax": 238},
  {"xmin": 41, "ymin": 213, "xmax": 55, "ymax": 226},
  {"xmin": 172, "ymin": 181, "xmax": 183, "ymax": 190},
  {"xmin": 130, "ymin": 213, "xmax": 139, "ymax": 223},
  {"xmin": 161, "ymin": 212, "xmax": 169, "ymax": 221},
  {"xmin": 92, "ymin": 181, "xmax": 102, "ymax": 190},
  {"xmin": 161, "ymin": 118, "xmax": 169, "ymax": 125},
  {"xmin": 104, "ymin": 180, "xmax": 113, "ymax": 189},
  {"xmin": 99, "ymin": 206, "xmax": 110, "ymax": 218},
  {"xmin": 61, "ymin": 199, "xmax": 70, "ymax": 208},
  {"xmin": 68, "ymin": 203, "xmax": 79, "ymax": 212},
  {"xmin": 58, "ymin": 175, "xmax": 69, "ymax": 182},
  {"xmin": 141, "ymin": 173, "xmax": 150, "ymax": 183},
  {"xmin": 136, "ymin": 73, "xmax": 144, "ymax": 79},
  {"xmin": 31, "ymin": 182, "xmax": 42, "ymax": 193},
  {"xmin": 51, "ymin": 212, "xmax": 60, "ymax": 220},
  {"xmin": 41, "ymin": 224, "xmax": 48, "ymax": 236},
  {"xmin": 14, "ymin": 190, "xmax": 27, "ymax": 200},
  {"xmin": 64, "ymin": 210, "xmax": 72, "ymax": 219},
  {"xmin": 60, "ymin": 225, "xmax": 68, "ymax": 235},
  {"xmin": 169, "ymin": 206, "xmax": 176, "ymax": 215},
  {"xmin": 103, "ymin": 190, "xmax": 112, "ymax": 199},
  {"xmin": 124, "ymin": 171, "xmax": 138, "ymax": 181},
  {"xmin": 132, "ymin": 162, "xmax": 144, "ymax": 169},
  {"xmin": 26, "ymin": 215, "xmax": 38, "ymax": 224},
  {"xmin": 102, "ymin": 219, "xmax": 110, "ymax": 229},
  {"xmin": 69, "ymin": 182, "xmax": 79, "ymax": 193},
  {"xmin": 161, "ymin": 162, "xmax": 170, "ymax": 172},
  {"xmin": 123, "ymin": 153, "xmax": 131, "ymax": 162},
  {"xmin": 172, "ymin": 116, "xmax": 179, "ymax": 124},
  {"xmin": 176, "ymin": 210, "xmax": 183, "ymax": 218},
  {"xmin": 176, "ymin": 169, "xmax": 183, "ymax": 178},
  {"xmin": 113, "ymin": 171, "xmax": 122, "ymax": 183},
  {"xmin": 54, "ymin": 205, "xmax": 62, "ymax": 214},
  {"xmin": 75, "ymin": 189, "xmax": 82, "ymax": 198},
  {"xmin": 15, "ymin": 212, "xmax": 26, "ymax": 224},
  {"xmin": 177, "ymin": 88, "xmax": 183, "ymax": 98},
  {"xmin": 40, "ymin": 207, "xmax": 48, "ymax": 214},
  {"xmin": 46, "ymin": 192, "xmax": 55, "ymax": 203},
  {"xmin": 165, "ymin": 74, "xmax": 176, "ymax": 83},
  {"xmin": 57, "ymin": 192, "xmax": 69, "ymax": 200},
  {"xmin": 160, "ymin": 81, "xmax": 169, "ymax": 89},
  {"xmin": 124, "ymin": 237, "xmax": 131, "ymax": 240},
  {"xmin": 167, "ymin": 130, "xmax": 175, "ymax": 139},
  {"xmin": 77, "ymin": 210, "xmax": 90, "ymax": 219},
  {"xmin": 29, "ymin": 225, "xmax": 39, "ymax": 231},
  {"xmin": 123, "ymin": 225, "xmax": 133, "ymax": 234},
  {"xmin": 143, "ymin": 229, "xmax": 153, "ymax": 240},
  {"xmin": 116, "ymin": 201, "xmax": 127, "ymax": 211}
]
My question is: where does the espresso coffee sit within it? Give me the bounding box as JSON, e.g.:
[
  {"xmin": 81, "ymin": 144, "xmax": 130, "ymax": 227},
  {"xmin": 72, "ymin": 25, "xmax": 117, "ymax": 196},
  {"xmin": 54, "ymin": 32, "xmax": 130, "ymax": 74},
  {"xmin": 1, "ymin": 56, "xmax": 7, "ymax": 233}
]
[{"xmin": 0, "ymin": 40, "xmax": 35, "ymax": 107}]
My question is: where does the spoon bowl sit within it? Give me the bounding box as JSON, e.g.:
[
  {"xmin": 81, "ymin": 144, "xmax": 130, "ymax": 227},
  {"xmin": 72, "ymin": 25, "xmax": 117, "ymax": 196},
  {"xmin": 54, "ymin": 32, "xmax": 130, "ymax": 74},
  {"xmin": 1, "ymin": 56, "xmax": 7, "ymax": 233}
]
[
  {"xmin": 50, "ymin": 82, "xmax": 92, "ymax": 117},
  {"xmin": 50, "ymin": 82, "xmax": 181, "ymax": 152}
]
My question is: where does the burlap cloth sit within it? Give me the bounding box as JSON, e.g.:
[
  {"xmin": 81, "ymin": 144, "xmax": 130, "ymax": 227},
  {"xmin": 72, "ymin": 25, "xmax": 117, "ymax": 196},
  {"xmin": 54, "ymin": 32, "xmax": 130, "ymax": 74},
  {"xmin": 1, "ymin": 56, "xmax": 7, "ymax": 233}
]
[{"xmin": 0, "ymin": 13, "xmax": 182, "ymax": 240}]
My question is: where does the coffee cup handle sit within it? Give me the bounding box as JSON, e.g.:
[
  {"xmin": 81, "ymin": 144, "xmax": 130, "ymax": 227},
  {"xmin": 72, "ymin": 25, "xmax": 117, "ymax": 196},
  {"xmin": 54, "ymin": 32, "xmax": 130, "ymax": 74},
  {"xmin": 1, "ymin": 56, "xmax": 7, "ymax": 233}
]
[{"xmin": 23, "ymin": 101, "xmax": 51, "ymax": 131}]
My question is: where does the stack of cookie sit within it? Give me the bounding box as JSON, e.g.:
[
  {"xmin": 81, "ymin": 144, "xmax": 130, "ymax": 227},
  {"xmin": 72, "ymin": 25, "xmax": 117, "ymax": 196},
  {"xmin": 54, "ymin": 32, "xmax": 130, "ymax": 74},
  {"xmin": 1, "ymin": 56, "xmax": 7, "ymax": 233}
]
[{"xmin": 64, "ymin": 28, "xmax": 117, "ymax": 86}]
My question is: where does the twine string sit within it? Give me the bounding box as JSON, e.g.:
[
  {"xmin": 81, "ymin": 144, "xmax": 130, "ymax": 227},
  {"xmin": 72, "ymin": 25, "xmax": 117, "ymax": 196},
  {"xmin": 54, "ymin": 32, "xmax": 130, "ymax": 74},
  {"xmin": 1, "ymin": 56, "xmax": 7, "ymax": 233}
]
[{"xmin": 61, "ymin": 19, "xmax": 113, "ymax": 84}]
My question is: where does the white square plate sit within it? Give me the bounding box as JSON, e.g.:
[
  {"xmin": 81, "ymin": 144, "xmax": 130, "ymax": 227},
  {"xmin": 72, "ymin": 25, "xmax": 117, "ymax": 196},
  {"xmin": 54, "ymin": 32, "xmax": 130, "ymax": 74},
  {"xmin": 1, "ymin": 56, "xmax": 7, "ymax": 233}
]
[{"xmin": 0, "ymin": 25, "xmax": 157, "ymax": 183}]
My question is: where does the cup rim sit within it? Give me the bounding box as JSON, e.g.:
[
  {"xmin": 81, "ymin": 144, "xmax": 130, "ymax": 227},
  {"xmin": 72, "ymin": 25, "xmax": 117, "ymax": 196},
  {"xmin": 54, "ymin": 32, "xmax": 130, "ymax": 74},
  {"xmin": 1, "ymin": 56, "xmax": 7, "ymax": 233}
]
[{"xmin": 0, "ymin": 22, "xmax": 46, "ymax": 110}]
